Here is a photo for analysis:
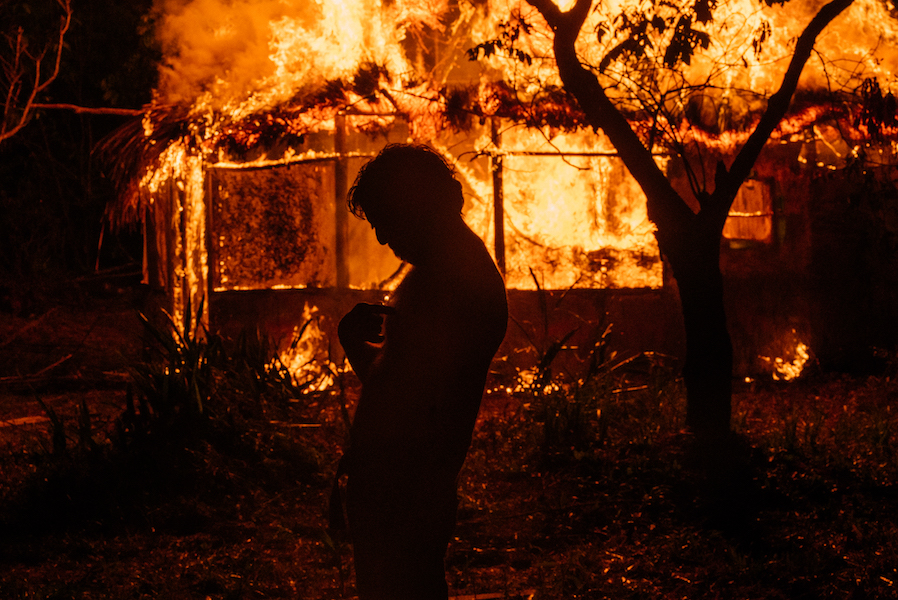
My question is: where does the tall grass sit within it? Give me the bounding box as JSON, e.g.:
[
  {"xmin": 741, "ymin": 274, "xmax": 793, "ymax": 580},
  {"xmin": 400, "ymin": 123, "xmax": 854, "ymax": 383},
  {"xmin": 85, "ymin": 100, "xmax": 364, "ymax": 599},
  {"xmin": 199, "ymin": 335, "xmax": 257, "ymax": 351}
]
[
  {"xmin": 11, "ymin": 297, "xmax": 331, "ymax": 534},
  {"xmin": 120, "ymin": 297, "xmax": 333, "ymax": 448},
  {"xmin": 507, "ymin": 271, "xmax": 686, "ymax": 463},
  {"xmin": 733, "ymin": 371, "xmax": 898, "ymax": 480},
  {"xmin": 124, "ymin": 297, "xmax": 216, "ymax": 441}
]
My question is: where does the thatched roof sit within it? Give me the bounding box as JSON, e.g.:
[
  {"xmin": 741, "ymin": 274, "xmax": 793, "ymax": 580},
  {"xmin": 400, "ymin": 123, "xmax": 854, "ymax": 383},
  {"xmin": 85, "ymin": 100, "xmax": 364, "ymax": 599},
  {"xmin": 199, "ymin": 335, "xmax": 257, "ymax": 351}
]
[{"xmin": 99, "ymin": 69, "xmax": 895, "ymax": 229}]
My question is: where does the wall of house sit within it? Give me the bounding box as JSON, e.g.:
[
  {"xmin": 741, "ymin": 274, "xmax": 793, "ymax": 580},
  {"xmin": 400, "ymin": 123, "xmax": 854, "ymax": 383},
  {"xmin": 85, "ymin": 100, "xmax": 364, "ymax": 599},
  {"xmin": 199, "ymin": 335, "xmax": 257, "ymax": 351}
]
[
  {"xmin": 669, "ymin": 139, "xmax": 898, "ymax": 377},
  {"xmin": 145, "ymin": 119, "xmax": 897, "ymax": 384}
]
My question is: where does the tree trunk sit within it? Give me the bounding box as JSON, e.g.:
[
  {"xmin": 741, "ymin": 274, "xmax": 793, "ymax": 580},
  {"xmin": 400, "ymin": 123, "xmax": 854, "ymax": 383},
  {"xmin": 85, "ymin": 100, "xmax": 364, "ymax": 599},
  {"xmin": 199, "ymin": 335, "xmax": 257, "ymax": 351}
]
[
  {"xmin": 669, "ymin": 240, "xmax": 733, "ymax": 436},
  {"xmin": 657, "ymin": 188, "xmax": 734, "ymax": 437}
]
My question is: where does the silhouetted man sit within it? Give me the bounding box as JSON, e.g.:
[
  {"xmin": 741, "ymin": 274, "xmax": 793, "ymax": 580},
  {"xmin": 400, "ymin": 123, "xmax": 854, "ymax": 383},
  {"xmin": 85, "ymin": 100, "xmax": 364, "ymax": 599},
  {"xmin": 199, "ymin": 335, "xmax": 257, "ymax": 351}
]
[{"xmin": 338, "ymin": 144, "xmax": 508, "ymax": 600}]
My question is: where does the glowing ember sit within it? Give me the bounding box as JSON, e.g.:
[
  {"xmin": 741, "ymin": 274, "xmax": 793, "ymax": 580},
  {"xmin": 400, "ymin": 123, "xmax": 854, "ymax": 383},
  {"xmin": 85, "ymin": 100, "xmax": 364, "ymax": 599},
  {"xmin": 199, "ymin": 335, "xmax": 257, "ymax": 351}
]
[
  {"xmin": 773, "ymin": 342, "xmax": 811, "ymax": 381},
  {"xmin": 762, "ymin": 332, "xmax": 811, "ymax": 381}
]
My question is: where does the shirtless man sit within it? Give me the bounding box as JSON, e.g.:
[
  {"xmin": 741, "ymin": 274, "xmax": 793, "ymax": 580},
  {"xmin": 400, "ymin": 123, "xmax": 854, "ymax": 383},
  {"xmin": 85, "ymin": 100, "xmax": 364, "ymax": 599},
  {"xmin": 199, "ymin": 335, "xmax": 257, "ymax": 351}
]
[{"xmin": 337, "ymin": 144, "xmax": 508, "ymax": 600}]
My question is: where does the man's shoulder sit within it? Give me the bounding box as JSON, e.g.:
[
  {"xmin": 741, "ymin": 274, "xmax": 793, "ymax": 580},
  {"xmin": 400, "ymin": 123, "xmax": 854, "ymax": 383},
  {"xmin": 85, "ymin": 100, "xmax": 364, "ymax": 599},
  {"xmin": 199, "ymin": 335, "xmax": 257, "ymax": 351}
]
[
  {"xmin": 447, "ymin": 251, "xmax": 505, "ymax": 300},
  {"xmin": 451, "ymin": 257, "xmax": 508, "ymax": 333}
]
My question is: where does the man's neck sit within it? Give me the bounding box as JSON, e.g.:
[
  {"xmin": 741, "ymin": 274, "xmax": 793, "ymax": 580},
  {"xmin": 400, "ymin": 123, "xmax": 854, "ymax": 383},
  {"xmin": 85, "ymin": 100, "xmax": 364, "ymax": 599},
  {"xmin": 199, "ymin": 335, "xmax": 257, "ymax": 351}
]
[{"xmin": 413, "ymin": 218, "xmax": 479, "ymax": 270}]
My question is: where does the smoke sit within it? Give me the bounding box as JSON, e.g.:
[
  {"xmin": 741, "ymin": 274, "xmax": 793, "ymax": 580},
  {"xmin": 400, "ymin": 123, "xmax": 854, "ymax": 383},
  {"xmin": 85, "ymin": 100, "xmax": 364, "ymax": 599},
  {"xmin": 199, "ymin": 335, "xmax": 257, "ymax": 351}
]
[
  {"xmin": 151, "ymin": 0, "xmax": 896, "ymax": 116},
  {"xmin": 153, "ymin": 0, "xmax": 301, "ymax": 105},
  {"xmin": 152, "ymin": 0, "xmax": 452, "ymax": 112}
]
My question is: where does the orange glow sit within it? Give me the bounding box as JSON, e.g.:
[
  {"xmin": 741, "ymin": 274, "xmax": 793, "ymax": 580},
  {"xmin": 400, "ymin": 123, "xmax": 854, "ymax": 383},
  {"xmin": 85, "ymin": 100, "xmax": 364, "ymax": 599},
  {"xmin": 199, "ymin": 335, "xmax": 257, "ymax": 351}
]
[
  {"xmin": 774, "ymin": 342, "xmax": 811, "ymax": 381},
  {"xmin": 723, "ymin": 178, "xmax": 773, "ymax": 242},
  {"xmin": 761, "ymin": 331, "xmax": 812, "ymax": 381},
  {"xmin": 278, "ymin": 303, "xmax": 338, "ymax": 393},
  {"xmin": 155, "ymin": 0, "xmax": 419, "ymax": 114},
  {"xmin": 135, "ymin": 0, "xmax": 898, "ymax": 326},
  {"xmin": 480, "ymin": 1, "xmax": 897, "ymax": 96},
  {"xmin": 457, "ymin": 126, "xmax": 662, "ymax": 290},
  {"xmin": 147, "ymin": 0, "xmax": 898, "ymax": 147},
  {"xmin": 140, "ymin": 139, "xmax": 208, "ymax": 329}
]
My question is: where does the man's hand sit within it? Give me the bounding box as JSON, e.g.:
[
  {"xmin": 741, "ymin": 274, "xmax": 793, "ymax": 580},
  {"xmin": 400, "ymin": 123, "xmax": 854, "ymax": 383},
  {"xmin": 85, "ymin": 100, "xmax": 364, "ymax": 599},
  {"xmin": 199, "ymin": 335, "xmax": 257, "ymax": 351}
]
[
  {"xmin": 338, "ymin": 303, "xmax": 396, "ymax": 380},
  {"xmin": 339, "ymin": 303, "xmax": 396, "ymax": 345}
]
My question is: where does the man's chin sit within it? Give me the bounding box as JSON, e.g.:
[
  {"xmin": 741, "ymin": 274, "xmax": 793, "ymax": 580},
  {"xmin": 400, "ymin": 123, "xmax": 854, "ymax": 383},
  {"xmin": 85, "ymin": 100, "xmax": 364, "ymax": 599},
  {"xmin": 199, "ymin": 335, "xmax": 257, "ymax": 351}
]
[
  {"xmin": 390, "ymin": 247, "xmax": 416, "ymax": 264},
  {"xmin": 389, "ymin": 247, "xmax": 407, "ymax": 262}
]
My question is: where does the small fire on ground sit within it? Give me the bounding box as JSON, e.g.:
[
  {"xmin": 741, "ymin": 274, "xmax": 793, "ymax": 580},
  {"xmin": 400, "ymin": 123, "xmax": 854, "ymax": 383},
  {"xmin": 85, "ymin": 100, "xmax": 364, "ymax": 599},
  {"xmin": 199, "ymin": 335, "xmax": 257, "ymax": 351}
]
[{"xmin": 760, "ymin": 331, "xmax": 812, "ymax": 381}]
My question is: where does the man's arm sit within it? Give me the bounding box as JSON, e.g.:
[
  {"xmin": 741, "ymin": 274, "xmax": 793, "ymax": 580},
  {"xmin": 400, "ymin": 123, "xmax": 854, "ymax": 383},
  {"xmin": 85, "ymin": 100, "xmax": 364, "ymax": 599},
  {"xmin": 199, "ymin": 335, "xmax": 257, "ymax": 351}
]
[{"xmin": 338, "ymin": 303, "xmax": 395, "ymax": 383}]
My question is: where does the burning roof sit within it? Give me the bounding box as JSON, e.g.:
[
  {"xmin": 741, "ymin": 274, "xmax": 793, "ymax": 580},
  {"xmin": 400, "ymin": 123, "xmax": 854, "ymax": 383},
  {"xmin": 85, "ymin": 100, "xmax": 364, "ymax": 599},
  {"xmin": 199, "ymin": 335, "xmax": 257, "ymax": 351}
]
[{"xmin": 105, "ymin": 0, "xmax": 897, "ymax": 207}]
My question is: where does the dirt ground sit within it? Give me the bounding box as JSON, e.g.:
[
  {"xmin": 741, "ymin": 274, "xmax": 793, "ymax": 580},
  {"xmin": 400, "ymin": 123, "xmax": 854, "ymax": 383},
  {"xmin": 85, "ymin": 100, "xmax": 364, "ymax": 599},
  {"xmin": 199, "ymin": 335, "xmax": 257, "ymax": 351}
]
[
  {"xmin": 0, "ymin": 281, "xmax": 144, "ymax": 449},
  {"xmin": 1, "ymin": 281, "xmax": 897, "ymax": 599}
]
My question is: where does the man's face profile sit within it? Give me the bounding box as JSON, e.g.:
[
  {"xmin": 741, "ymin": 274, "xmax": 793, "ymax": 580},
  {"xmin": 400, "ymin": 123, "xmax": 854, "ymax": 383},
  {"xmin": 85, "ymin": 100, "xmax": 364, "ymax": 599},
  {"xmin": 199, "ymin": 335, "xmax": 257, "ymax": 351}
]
[{"xmin": 363, "ymin": 183, "xmax": 439, "ymax": 264}]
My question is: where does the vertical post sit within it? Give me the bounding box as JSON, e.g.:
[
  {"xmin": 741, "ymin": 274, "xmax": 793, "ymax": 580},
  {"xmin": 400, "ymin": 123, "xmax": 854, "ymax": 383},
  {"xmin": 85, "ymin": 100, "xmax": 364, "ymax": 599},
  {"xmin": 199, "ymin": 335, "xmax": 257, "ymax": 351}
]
[
  {"xmin": 204, "ymin": 169, "xmax": 217, "ymax": 329},
  {"xmin": 178, "ymin": 176, "xmax": 191, "ymax": 329},
  {"xmin": 141, "ymin": 192, "xmax": 153, "ymax": 287},
  {"xmin": 166, "ymin": 178, "xmax": 179, "ymax": 320},
  {"xmin": 491, "ymin": 118, "xmax": 506, "ymax": 275},
  {"xmin": 334, "ymin": 113, "xmax": 350, "ymax": 288}
]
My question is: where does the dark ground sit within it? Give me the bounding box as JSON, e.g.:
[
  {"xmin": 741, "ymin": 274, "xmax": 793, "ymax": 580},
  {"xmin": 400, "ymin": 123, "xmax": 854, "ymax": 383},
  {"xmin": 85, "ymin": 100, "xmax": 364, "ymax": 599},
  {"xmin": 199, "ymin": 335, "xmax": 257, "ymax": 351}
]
[{"xmin": 0, "ymin": 281, "xmax": 897, "ymax": 599}]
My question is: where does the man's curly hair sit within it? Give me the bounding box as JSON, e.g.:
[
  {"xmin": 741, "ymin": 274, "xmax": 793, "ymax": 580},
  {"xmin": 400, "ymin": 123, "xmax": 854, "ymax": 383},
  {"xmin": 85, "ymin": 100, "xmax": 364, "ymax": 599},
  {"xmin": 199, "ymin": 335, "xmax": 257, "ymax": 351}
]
[{"xmin": 347, "ymin": 144, "xmax": 462, "ymax": 219}]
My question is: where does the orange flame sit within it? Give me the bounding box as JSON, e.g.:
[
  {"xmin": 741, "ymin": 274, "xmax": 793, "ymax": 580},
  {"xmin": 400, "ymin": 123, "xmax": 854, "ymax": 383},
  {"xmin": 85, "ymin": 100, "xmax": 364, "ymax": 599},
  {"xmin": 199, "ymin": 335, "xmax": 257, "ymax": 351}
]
[
  {"xmin": 459, "ymin": 126, "xmax": 662, "ymax": 290},
  {"xmin": 761, "ymin": 330, "xmax": 812, "ymax": 381},
  {"xmin": 278, "ymin": 303, "xmax": 340, "ymax": 393},
  {"xmin": 138, "ymin": 0, "xmax": 898, "ymax": 323}
]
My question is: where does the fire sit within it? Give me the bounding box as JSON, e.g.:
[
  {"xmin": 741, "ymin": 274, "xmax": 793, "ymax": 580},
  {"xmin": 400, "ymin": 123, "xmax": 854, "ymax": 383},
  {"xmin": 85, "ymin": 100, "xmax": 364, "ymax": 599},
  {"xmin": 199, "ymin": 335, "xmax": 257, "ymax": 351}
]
[
  {"xmin": 761, "ymin": 331, "xmax": 812, "ymax": 381},
  {"xmin": 131, "ymin": 0, "xmax": 898, "ymax": 360},
  {"xmin": 140, "ymin": 138, "xmax": 208, "ymax": 330},
  {"xmin": 675, "ymin": 0, "xmax": 898, "ymax": 94},
  {"xmin": 472, "ymin": 0, "xmax": 897, "ymax": 155},
  {"xmin": 149, "ymin": 0, "xmax": 898, "ymax": 134},
  {"xmin": 772, "ymin": 342, "xmax": 811, "ymax": 381},
  {"xmin": 457, "ymin": 126, "xmax": 662, "ymax": 290},
  {"xmin": 277, "ymin": 303, "xmax": 339, "ymax": 393},
  {"xmin": 153, "ymin": 0, "xmax": 459, "ymax": 142},
  {"xmin": 156, "ymin": 0, "xmax": 415, "ymax": 112}
]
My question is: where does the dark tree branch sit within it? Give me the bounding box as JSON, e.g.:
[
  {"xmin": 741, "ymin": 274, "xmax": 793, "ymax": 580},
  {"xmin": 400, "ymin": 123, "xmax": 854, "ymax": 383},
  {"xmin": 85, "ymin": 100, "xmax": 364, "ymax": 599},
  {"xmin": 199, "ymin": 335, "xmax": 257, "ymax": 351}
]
[
  {"xmin": 1, "ymin": 0, "xmax": 72, "ymax": 144},
  {"xmin": 530, "ymin": 0, "xmax": 857, "ymax": 240},
  {"xmin": 32, "ymin": 103, "xmax": 145, "ymax": 116},
  {"xmin": 527, "ymin": 0, "xmax": 695, "ymax": 244},
  {"xmin": 715, "ymin": 0, "xmax": 856, "ymax": 219},
  {"xmin": 524, "ymin": 0, "xmax": 859, "ymax": 438}
]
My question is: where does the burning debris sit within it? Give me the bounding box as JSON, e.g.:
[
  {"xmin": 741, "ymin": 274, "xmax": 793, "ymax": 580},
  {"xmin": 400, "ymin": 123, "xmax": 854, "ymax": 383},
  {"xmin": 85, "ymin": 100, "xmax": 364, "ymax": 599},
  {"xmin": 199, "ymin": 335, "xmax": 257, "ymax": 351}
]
[{"xmin": 760, "ymin": 330, "xmax": 813, "ymax": 381}]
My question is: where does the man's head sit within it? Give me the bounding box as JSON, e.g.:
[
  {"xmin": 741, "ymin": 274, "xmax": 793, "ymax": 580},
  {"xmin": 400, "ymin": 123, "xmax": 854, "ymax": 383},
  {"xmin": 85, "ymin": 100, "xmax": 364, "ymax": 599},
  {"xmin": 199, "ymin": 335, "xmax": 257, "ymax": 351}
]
[{"xmin": 348, "ymin": 144, "xmax": 465, "ymax": 263}]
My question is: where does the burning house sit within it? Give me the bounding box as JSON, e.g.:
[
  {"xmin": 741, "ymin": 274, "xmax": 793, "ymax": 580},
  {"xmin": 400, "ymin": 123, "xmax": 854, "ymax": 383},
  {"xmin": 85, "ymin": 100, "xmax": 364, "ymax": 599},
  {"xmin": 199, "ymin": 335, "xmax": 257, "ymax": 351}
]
[{"xmin": 105, "ymin": 0, "xmax": 898, "ymax": 386}]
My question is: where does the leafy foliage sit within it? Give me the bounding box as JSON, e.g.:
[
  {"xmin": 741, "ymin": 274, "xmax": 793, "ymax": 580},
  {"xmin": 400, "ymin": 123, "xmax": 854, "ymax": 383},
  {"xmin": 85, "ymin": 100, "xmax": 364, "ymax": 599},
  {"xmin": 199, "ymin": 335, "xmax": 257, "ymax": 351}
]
[
  {"xmin": 467, "ymin": 19, "xmax": 534, "ymax": 66},
  {"xmin": 125, "ymin": 297, "xmax": 216, "ymax": 440},
  {"xmin": 855, "ymin": 77, "xmax": 898, "ymax": 140},
  {"xmin": 508, "ymin": 269, "xmax": 683, "ymax": 460},
  {"xmin": 597, "ymin": 0, "xmax": 715, "ymax": 71},
  {"xmin": 5, "ymin": 295, "xmax": 329, "ymax": 541},
  {"xmin": 122, "ymin": 298, "xmax": 333, "ymax": 448}
]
